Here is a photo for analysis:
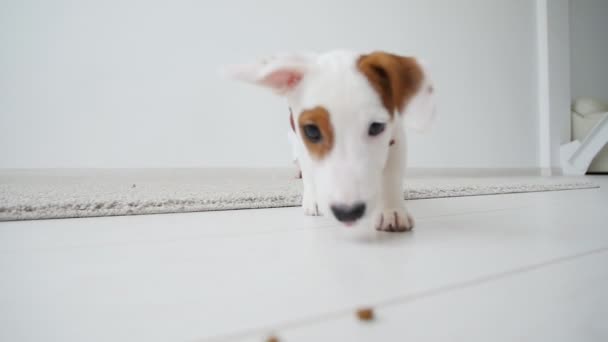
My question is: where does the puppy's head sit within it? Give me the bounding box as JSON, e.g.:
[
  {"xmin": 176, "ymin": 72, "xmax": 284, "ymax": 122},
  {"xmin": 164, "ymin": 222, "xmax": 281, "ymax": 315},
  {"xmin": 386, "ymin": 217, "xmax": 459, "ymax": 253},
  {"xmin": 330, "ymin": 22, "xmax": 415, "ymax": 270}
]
[{"xmin": 225, "ymin": 50, "xmax": 435, "ymax": 225}]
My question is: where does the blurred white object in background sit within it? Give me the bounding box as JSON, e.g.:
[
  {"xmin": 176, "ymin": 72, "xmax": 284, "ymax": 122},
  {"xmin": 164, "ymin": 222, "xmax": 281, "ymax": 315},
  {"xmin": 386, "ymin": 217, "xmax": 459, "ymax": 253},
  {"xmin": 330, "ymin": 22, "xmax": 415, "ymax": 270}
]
[{"xmin": 561, "ymin": 97, "xmax": 608, "ymax": 175}]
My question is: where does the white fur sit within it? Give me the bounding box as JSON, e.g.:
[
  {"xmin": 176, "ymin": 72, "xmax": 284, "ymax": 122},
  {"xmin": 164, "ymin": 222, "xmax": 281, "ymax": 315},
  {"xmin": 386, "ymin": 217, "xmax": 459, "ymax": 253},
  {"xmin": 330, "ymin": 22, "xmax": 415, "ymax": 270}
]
[{"xmin": 226, "ymin": 50, "xmax": 435, "ymax": 231}]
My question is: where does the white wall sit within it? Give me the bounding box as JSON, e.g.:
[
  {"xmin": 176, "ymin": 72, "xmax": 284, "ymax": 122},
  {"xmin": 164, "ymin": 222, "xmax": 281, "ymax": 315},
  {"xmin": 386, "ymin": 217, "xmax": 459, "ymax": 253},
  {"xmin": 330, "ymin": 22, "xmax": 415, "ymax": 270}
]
[
  {"xmin": 537, "ymin": 0, "xmax": 571, "ymax": 171},
  {"xmin": 0, "ymin": 0, "xmax": 539, "ymax": 169},
  {"xmin": 548, "ymin": 0, "xmax": 572, "ymax": 147},
  {"xmin": 570, "ymin": 0, "xmax": 608, "ymax": 101}
]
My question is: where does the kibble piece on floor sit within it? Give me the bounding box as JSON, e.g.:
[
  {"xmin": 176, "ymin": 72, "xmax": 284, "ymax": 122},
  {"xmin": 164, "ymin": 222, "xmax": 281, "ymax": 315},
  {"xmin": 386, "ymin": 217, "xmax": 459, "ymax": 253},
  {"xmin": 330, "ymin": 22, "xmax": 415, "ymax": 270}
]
[
  {"xmin": 266, "ymin": 335, "xmax": 279, "ymax": 342},
  {"xmin": 356, "ymin": 307, "xmax": 374, "ymax": 321}
]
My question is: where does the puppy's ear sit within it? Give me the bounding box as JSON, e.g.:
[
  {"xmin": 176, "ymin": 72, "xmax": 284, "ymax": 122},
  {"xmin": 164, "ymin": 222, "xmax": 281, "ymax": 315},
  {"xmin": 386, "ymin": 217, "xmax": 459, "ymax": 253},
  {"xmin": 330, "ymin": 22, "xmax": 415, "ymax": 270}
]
[
  {"xmin": 402, "ymin": 60, "xmax": 436, "ymax": 131},
  {"xmin": 358, "ymin": 52, "xmax": 436, "ymax": 131},
  {"xmin": 222, "ymin": 53, "xmax": 316, "ymax": 95}
]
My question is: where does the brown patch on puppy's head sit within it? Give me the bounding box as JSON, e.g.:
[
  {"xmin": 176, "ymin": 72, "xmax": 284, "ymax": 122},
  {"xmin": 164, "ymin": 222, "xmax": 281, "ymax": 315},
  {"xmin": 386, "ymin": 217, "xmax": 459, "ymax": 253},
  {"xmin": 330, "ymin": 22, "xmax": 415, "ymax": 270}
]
[
  {"xmin": 298, "ymin": 106, "xmax": 334, "ymax": 160},
  {"xmin": 357, "ymin": 52, "xmax": 424, "ymax": 116}
]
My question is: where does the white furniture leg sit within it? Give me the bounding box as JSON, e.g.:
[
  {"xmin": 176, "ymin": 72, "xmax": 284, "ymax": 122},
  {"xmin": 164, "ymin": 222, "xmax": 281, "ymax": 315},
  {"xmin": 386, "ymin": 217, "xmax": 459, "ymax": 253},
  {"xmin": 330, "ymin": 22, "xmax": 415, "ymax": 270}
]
[{"xmin": 561, "ymin": 113, "xmax": 608, "ymax": 175}]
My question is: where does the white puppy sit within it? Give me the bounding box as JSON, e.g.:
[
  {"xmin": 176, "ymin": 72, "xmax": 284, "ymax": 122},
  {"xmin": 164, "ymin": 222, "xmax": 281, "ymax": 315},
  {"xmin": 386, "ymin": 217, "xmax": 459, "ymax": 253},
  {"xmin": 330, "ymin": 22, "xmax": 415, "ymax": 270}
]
[{"xmin": 226, "ymin": 50, "xmax": 435, "ymax": 232}]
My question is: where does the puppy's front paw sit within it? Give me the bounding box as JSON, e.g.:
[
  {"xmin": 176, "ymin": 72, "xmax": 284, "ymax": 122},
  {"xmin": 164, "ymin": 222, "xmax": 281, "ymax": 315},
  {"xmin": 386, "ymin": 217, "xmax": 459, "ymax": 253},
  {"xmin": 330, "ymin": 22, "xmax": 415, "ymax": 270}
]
[
  {"xmin": 375, "ymin": 208, "xmax": 414, "ymax": 232},
  {"xmin": 302, "ymin": 195, "xmax": 322, "ymax": 216}
]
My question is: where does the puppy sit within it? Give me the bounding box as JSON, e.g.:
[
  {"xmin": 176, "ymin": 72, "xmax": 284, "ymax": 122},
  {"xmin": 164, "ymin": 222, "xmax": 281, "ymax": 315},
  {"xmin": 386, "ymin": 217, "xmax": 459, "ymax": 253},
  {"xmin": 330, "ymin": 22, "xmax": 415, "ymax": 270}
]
[{"xmin": 226, "ymin": 50, "xmax": 435, "ymax": 231}]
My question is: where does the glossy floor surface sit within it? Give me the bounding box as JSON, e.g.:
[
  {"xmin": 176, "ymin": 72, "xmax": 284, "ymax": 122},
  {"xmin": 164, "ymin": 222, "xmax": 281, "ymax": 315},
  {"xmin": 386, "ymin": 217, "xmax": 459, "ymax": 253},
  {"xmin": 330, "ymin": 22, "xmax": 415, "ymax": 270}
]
[{"xmin": 1, "ymin": 176, "xmax": 607, "ymax": 342}]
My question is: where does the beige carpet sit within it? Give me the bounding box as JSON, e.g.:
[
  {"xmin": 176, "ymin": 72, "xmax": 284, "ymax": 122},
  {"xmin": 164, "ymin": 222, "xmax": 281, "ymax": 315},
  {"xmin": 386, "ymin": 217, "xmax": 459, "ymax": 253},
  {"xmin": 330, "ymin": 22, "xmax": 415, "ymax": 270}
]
[{"xmin": 0, "ymin": 169, "xmax": 598, "ymax": 221}]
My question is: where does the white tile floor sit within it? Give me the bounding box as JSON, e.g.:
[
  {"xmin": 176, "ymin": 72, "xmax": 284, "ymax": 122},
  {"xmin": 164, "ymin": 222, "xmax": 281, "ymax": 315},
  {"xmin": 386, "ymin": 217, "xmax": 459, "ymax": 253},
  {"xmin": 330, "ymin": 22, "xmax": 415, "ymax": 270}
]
[{"xmin": 1, "ymin": 176, "xmax": 607, "ymax": 342}]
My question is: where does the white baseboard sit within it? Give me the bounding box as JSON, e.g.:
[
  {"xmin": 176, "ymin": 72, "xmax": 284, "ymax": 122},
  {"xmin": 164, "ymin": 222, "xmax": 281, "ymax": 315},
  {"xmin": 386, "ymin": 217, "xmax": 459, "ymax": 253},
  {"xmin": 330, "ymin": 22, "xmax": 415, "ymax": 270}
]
[
  {"xmin": 1, "ymin": 167, "xmax": 567, "ymax": 178},
  {"xmin": 406, "ymin": 168, "xmax": 563, "ymax": 177},
  {"xmin": 539, "ymin": 167, "xmax": 564, "ymax": 176}
]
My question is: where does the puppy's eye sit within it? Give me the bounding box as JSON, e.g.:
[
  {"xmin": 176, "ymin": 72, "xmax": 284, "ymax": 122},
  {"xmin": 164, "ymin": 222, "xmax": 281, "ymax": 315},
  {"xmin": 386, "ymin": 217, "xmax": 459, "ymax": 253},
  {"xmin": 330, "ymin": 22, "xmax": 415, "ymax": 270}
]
[
  {"xmin": 303, "ymin": 124, "xmax": 322, "ymax": 143},
  {"xmin": 368, "ymin": 122, "xmax": 386, "ymax": 136}
]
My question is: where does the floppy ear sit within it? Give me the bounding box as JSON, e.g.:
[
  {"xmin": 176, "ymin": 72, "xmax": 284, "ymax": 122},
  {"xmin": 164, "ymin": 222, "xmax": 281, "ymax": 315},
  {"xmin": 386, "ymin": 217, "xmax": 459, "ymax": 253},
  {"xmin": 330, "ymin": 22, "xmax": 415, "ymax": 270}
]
[
  {"xmin": 402, "ymin": 60, "xmax": 436, "ymax": 131},
  {"xmin": 222, "ymin": 53, "xmax": 316, "ymax": 95},
  {"xmin": 357, "ymin": 52, "xmax": 436, "ymax": 131}
]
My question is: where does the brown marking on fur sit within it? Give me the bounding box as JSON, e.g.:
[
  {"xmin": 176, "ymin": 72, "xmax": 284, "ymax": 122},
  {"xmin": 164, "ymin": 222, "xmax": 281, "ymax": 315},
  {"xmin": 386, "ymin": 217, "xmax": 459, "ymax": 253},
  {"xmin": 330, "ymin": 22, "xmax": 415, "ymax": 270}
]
[
  {"xmin": 298, "ymin": 106, "xmax": 334, "ymax": 160},
  {"xmin": 357, "ymin": 52, "xmax": 424, "ymax": 116}
]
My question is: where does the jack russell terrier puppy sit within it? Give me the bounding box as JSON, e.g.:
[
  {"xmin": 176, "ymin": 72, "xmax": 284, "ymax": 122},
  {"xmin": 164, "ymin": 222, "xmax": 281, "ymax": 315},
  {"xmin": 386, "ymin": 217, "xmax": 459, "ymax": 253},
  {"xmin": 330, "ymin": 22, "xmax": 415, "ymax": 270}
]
[{"xmin": 226, "ymin": 50, "xmax": 436, "ymax": 232}]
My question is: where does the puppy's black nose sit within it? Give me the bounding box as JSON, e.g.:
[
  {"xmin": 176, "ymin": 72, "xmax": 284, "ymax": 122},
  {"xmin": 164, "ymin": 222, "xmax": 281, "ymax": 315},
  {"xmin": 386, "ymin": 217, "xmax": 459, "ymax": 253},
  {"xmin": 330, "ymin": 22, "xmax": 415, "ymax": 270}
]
[{"xmin": 330, "ymin": 202, "xmax": 366, "ymax": 223}]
